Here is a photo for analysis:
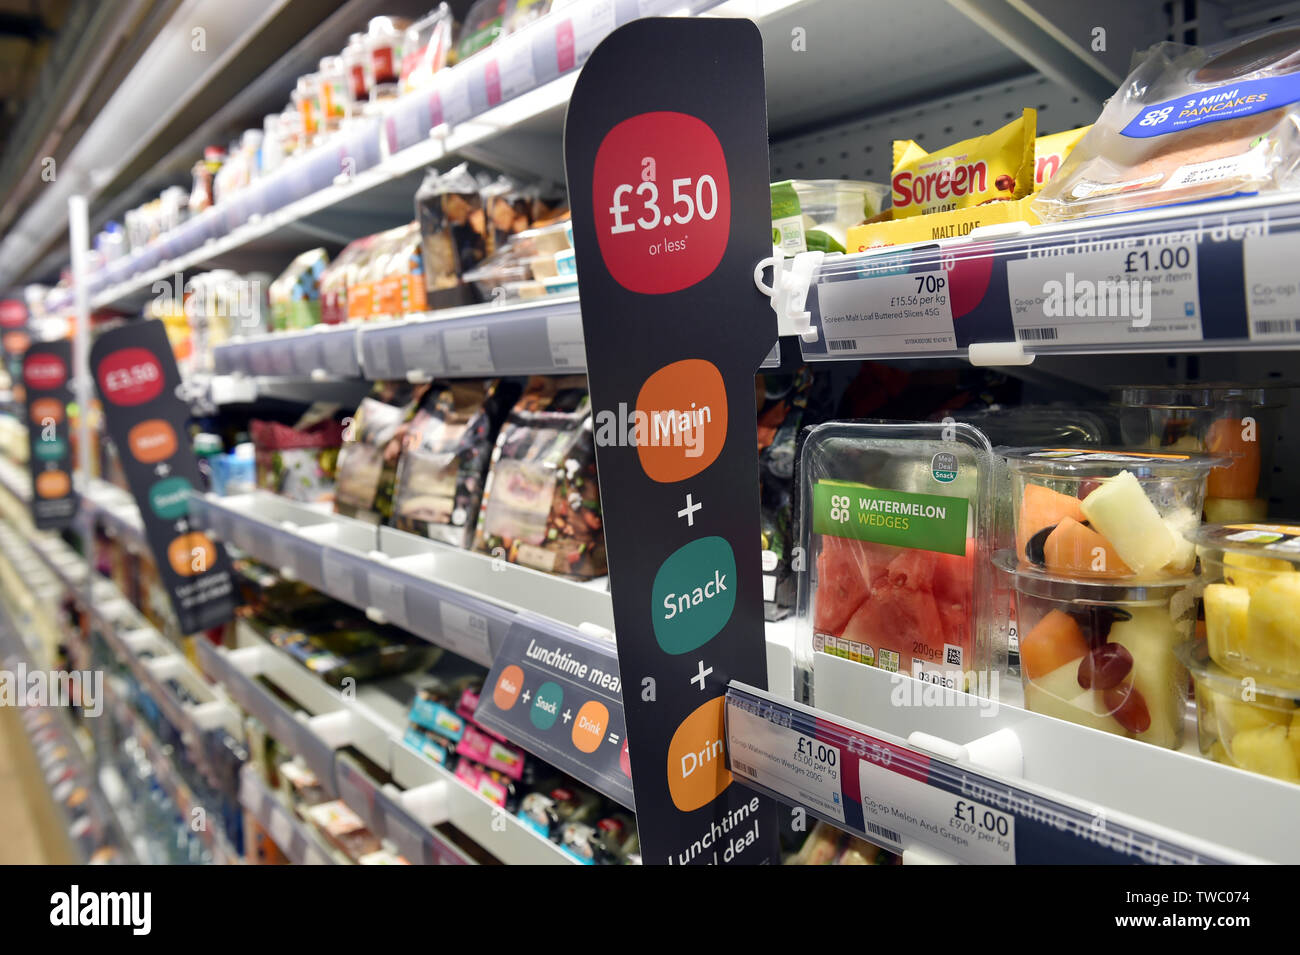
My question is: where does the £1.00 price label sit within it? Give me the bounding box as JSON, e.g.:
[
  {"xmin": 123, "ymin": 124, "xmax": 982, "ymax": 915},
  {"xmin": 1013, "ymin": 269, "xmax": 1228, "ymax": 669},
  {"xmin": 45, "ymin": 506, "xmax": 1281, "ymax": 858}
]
[
  {"xmin": 592, "ymin": 111, "xmax": 731, "ymax": 295},
  {"xmin": 1006, "ymin": 238, "xmax": 1201, "ymax": 347},
  {"xmin": 725, "ymin": 701, "xmax": 845, "ymax": 823}
]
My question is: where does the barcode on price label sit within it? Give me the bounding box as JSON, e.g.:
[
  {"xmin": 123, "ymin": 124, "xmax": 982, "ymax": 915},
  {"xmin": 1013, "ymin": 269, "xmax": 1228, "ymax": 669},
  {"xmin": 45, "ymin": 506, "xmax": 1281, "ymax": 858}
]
[
  {"xmin": 865, "ymin": 820, "xmax": 901, "ymax": 843},
  {"xmin": 1014, "ymin": 326, "xmax": 1059, "ymax": 341},
  {"xmin": 1244, "ymin": 233, "xmax": 1300, "ymax": 341},
  {"xmin": 827, "ymin": 338, "xmax": 859, "ymax": 351}
]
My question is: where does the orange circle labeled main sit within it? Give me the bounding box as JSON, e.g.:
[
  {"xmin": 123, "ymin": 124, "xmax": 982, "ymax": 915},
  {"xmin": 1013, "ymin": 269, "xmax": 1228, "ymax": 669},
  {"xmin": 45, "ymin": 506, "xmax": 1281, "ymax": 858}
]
[
  {"xmin": 634, "ymin": 359, "xmax": 727, "ymax": 483},
  {"xmin": 571, "ymin": 700, "xmax": 608, "ymax": 754},
  {"xmin": 168, "ymin": 533, "xmax": 216, "ymax": 577},
  {"xmin": 667, "ymin": 696, "xmax": 732, "ymax": 812},
  {"xmin": 128, "ymin": 419, "xmax": 178, "ymax": 463},
  {"xmin": 35, "ymin": 470, "xmax": 69, "ymax": 499},
  {"xmin": 493, "ymin": 665, "xmax": 525, "ymax": 710}
]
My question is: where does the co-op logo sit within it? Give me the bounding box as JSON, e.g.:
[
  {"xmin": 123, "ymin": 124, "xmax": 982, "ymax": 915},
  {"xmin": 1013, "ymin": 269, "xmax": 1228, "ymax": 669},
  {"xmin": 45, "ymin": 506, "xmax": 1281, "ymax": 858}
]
[{"xmin": 23, "ymin": 353, "xmax": 67, "ymax": 390}]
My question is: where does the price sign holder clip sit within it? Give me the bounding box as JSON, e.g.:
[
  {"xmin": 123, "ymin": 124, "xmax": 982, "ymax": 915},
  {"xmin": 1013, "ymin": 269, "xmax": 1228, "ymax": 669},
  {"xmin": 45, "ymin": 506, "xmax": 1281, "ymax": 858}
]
[{"xmin": 753, "ymin": 246, "xmax": 823, "ymax": 342}]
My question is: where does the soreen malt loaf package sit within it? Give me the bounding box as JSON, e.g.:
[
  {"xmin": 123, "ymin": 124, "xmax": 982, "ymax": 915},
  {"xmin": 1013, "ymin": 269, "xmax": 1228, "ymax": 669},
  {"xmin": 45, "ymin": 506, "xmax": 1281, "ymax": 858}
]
[
  {"xmin": 391, "ymin": 378, "xmax": 519, "ymax": 548},
  {"xmin": 1036, "ymin": 25, "xmax": 1300, "ymax": 220},
  {"xmin": 473, "ymin": 376, "xmax": 605, "ymax": 579}
]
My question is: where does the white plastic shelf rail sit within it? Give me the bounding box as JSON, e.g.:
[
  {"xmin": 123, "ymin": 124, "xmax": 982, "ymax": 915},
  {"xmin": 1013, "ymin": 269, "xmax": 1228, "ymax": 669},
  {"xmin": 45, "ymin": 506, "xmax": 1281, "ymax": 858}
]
[
  {"xmin": 200, "ymin": 621, "xmax": 570, "ymax": 865},
  {"xmin": 726, "ymin": 652, "xmax": 1300, "ymax": 864}
]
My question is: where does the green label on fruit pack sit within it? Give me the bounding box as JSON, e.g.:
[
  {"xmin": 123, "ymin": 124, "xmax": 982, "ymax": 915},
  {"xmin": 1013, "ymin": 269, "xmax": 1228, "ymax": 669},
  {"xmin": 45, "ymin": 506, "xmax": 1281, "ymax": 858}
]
[{"xmin": 813, "ymin": 480, "xmax": 968, "ymax": 556}]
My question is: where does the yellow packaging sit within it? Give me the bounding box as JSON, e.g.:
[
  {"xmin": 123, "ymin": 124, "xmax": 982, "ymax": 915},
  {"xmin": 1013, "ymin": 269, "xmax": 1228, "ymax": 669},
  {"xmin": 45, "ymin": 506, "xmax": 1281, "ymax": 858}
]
[
  {"xmin": 891, "ymin": 109, "xmax": 1037, "ymax": 218},
  {"xmin": 845, "ymin": 196, "xmax": 1039, "ymax": 252},
  {"xmin": 1033, "ymin": 126, "xmax": 1091, "ymax": 191}
]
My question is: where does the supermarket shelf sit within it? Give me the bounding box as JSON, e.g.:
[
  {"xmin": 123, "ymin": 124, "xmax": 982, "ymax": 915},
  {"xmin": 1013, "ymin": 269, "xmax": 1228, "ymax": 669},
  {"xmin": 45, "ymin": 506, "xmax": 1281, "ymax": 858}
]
[
  {"xmin": 726, "ymin": 655, "xmax": 1300, "ymax": 864},
  {"xmin": 238, "ymin": 765, "xmax": 338, "ymax": 866},
  {"xmin": 0, "ymin": 455, "xmax": 31, "ymax": 503},
  {"xmin": 191, "ymin": 491, "xmax": 614, "ymax": 668},
  {"xmin": 105, "ymin": 690, "xmax": 241, "ymax": 866},
  {"xmin": 795, "ymin": 192, "xmax": 1300, "ymax": 364},
  {"xmin": 81, "ymin": 479, "xmax": 148, "ymax": 554},
  {"xmin": 198, "ymin": 622, "xmax": 570, "ymax": 864}
]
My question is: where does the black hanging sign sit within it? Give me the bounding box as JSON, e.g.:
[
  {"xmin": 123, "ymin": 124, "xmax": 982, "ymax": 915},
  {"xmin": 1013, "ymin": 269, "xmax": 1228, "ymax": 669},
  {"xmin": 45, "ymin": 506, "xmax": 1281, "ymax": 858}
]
[
  {"xmin": 564, "ymin": 16, "xmax": 781, "ymax": 865},
  {"xmin": 89, "ymin": 320, "xmax": 236, "ymax": 633},
  {"xmin": 23, "ymin": 340, "xmax": 78, "ymax": 528}
]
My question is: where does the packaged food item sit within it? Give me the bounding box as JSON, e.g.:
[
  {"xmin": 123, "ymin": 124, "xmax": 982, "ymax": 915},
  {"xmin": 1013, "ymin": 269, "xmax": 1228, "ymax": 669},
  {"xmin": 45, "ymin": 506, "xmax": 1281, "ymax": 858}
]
[
  {"xmin": 796, "ymin": 421, "xmax": 996, "ymax": 690},
  {"xmin": 770, "ymin": 179, "xmax": 890, "ymax": 254},
  {"xmin": 1178, "ymin": 637, "xmax": 1300, "ymax": 783},
  {"xmin": 188, "ymin": 146, "xmax": 226, "ymax": 215},
  {"xmin": 1190, "ymin": 523, "xmax": 1300, "ymax": 684},
  {"xmin": 365, "ymin": 16, "xmax": 409, "ymax": 98},
  {"xmin": 785, "ymin": 819, "xmax": 895, "ymax": 865},
  {"xmin": 1035, "ymin": 25, "xmax": 1300, "ymax": 221},
  {"xmin": 461, "ymin": 246, "xmax": 531, "ymax": 301},
  {"xmin": 473, "ymin": 376, "xmax": 606, "ymax": 579},
  {"xmin": 757, "ymin": 367, "xmax": 834, "ymax": 617},
  {"xmin": 1033, "ymin": 126, "xmax": 1091, "ymax": 191},
  {"xmin": 268, "ymin": 249, "xmax": 328, "ymax": 330},
  {"xmin": 270, "ymin": 619, "xmax": 442, "ymax": 686},
  {"xmin": 343, "ymin": 32, "xmax": 369, "ymax": 105},
  {"xmin": 1204, "ymin": 387, "xmax": 1287, "ymax": 523},
  {"xmin": 334, "ymin": 384, "xmax": 424, "ymax": 524},
  {"xmin": 249, "ymin": 414, "xmax": 344, "ymax": 503},
  {"xmin": 456, "ymin": 723, "xmax": 527, "ymax": 779},
  {"xmin": 408, "ymin": 681, "xmax": 469, "ymax": 742},
  {"xmin": 415, "ymin": 164, "xmax": 488, "ymax": 296},
  {"xmin": 319, "ymin": 236, "xmax": 375, "ymax": 324},
  {"xmin": 456, "ymin": 0, "xmax": 509, "ymax": 61},
  {"xmin": 294, "ymin": 72, "xmax": 322, "ymax": 145},
  {"xmin": 371, "ymin": 222, "xmax": 428, "ymax": 317},
  {"xmin": 391, "ymin": 378, "xmax": 519, "ymax": 547},
  {"xmin": 1004, "ymin": 448, "xmax": 1219, "ymax": 581},
  {"xmin": 1000, "ymin": 555, "xmax": 1192, "ymax": 748},
  {"xmin": 482, "ymin": 176, "xmax": 533, "ymax": 254},
  {"xmin": 891, "ymin": 109, "xmax": 1037, "ymax": 218},
  {"xmin": 279, "ymin": 759, "xmax": 329, "ymax": 808},
  {"xmin": 401, "ymin": 4, "xmax": 454, "ymax": 93},
  {"xmin": 302, "ymin": 800, "xmax": 382, "ymax": 861},
  {"xmin": 506, "ymin": 0, "xmax": 551, "ymax": 33},
  {"xmin": 317, "ymin": 55, "xmax": 349, "ymax": 133}
]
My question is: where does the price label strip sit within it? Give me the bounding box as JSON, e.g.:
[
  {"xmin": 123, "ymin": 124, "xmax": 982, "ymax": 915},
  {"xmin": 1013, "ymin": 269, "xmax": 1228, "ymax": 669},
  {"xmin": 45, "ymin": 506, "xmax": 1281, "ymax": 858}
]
[
  {"xmin": 442, "ymin": 325, "xmax": 494, "ymax": 374},
  {"xmin": 816, "ymin": 266, "xmax": 957, "ymax": 356},
  {"xmin": 1006, "ymin": 238, "xmax": 1201, "ymax": 346},
  {"xmin": 437, "ymin": 600, "xmax": 490, "ymax": 661},
  {"xmin": 555, "ymin": 0, "xmax": 615, "ymax": 72},
  {"xmin": 724, "ymin": 684, "xmax": 1237, "ymax": 865},
  {"xmin": 546, "ymin": 309, "xmax": 586, "ymax": 369}
]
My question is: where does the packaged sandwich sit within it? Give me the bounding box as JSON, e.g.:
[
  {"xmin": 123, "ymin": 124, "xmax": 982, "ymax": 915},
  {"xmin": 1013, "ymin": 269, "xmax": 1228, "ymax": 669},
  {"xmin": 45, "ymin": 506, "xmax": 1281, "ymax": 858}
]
[
  {"xmin": 1035, "ymin": 25, "xmax": 1300, "ymax": 221},
  {"xmin": 391, "ymin": 378, "xmax": 519, "ymax": 548},
  {"xmin": 334, "ymin": 383, "xmax": 425, "ymax": 524},
  {"xmin": 891, "ymin": 109, "xmax": 1037, "ymax": 218},
  {"xmin": 473, "ymin": 376, "xmax": 605, "ymax": 579}
]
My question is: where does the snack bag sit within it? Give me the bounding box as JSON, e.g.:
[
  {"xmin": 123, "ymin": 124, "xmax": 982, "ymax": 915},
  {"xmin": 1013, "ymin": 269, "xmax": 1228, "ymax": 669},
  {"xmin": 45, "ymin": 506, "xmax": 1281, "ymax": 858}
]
[
  {"xmin": 334, "ymin": 383, "xmax": 425, "ymax": 524},
  {"xmin": 249, "ymin": 415, "xmax": 343, "ymax": 503},
  {"xmin": 891, "ymin": 109, "xmax": 1037, "ymax": 218},
  {"xmin": 391, "ymin": 378, "xmax": 519, "ymax": 548},
  {"xmin": 414, "ymin": 164, "xmax": 488, "ymax": 294},
  {"xmin": 1033, "ymin": 126, "xmax": 1090, "ymax": 191},
  {"xmin": 268, "ymin": 248, "xmax": 328, "ymax": 330},
  {"xmin": 473, "ymin": 376, "xmax": 605, "ymax": 578},
  {"xmin": 1035, "ymin": 25, "xmax": 1300, "ymax": 220}
]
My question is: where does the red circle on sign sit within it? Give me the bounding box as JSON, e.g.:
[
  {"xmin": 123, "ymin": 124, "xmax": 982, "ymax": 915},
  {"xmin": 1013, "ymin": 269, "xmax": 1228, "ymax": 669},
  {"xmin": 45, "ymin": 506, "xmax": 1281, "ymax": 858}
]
[
  {"xmin": 98, "ymin": 347, "xmax": 164, "ymax": 406},
  {"xmin": 23, "ymin": 353, "xmax": 66, "ymax": 390},
  {"xmin": 0, "ymin": 299, "xmax": 26, "ymax": 330},
  {"xmin": 592, "ymin": 110, "xmax": 730, "ymax": 295}
]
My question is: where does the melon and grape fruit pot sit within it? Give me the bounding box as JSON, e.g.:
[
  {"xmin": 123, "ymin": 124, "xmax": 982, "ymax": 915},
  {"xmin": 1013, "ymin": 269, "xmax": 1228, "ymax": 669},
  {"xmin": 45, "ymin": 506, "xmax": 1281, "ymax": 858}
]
[{"xmin": 1019, "ymin": 603, "xmax": 1184, "ymax": 748}]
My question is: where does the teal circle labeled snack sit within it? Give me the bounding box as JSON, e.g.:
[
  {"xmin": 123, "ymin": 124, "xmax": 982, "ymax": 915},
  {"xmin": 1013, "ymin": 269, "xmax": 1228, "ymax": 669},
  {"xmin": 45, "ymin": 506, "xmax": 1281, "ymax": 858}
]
[
  {"xmin": 531, "ymin": 681, "xmax": 563, "ymax": 730},
  {"xmin": 652, "ymin": 536, "xmax": 737, "ymax": 655},
  {"xmin": 35, "ymin": 438, "xmax": 67, "ymax": 461},
  {"xmin": 149, "ymin": 476, "xmax": 194, "ymax": 520}
]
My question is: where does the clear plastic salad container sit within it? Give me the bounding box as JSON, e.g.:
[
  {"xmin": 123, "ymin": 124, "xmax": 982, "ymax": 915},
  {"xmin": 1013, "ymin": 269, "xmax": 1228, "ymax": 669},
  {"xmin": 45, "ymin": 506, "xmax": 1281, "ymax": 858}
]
[
  {"xmin": 1192, "ymin": 522, "xmax": 1300, "ymax": 685},
  {"xmin": 1003, "ymin": 448, "xmax": 1220, "ymax": 582},
  {"xmin": 999, "ymin": 552, "xmax": 1192, "ymax": 749}
]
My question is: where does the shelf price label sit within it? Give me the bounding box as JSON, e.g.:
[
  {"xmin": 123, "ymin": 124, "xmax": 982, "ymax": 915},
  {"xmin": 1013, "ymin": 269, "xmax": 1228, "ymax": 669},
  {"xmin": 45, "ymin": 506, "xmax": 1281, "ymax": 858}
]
[
  {"xmin": 817, "ymin": 267, "xmax": 957, "ymax": 356},
  {"xmin": 1243, "ymin": 231, "xmax": 1300, "ymax": 339},
  {"xmin": 726, "ymin": 699, "xmax": 845, "ymax": 823},
  {"xmin": 555, "ymin": 0, "xmax": 614, "ymax": 73},
  {"xmin": 546, "ymin": 310, "xmax": 585, "ymax": 369},
  {"xmin": 1006, "ymin": 238, "xmax": 1202, "ymax": 346}
]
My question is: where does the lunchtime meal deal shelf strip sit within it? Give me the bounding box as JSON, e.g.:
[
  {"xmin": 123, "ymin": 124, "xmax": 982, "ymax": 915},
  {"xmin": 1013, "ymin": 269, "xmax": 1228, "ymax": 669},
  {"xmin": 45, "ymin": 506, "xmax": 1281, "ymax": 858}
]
[
  {"xmin": 198, "ymin": 622, "xmax": 570, "ymax": 865},
  {"xmin": 189, "ymin": 490, "xmax": 636, "ymax": 808},
  {"xmin": 725, "ymin": 659, "xmax": 1300, "ymax": 864},
  {"xmin": 791, "ymin": 192, "xmax": 1300, "ymax": 363}
]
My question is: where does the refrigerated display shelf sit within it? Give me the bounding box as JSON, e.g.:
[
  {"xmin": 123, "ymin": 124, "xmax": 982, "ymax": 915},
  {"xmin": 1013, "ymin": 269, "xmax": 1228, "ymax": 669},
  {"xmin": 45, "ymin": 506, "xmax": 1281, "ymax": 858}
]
[
  {"xmin": 238, "ymin": 764, "xmax": 338, "ymax": 866},
  {"xmin": 81, "ymin": 479, "xmax": 148, "ymax": 554},
  {"xmin": 200, "ymin": 620, "xmax": 568, "ymax": 865},
  {"xmin": 787, "ymin": 192, "xmax": 1300, "ymax": 365},
  {"xmin": 725, "ymin": 654, "xmax": 1300, "ymax": 864}
]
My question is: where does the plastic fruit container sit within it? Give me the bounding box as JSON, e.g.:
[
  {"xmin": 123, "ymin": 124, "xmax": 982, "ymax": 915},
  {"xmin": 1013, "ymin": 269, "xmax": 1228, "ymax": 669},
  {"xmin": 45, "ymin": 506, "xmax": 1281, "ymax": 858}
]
[
  {"xmin": 1003, "ymin": 448, "xmax": 1220, "ymax": 581},
  {"xmin": 1191, "ymin": 523, "xmax": 1300, "ymax": 685},
  {"xmin": 1177, "ymin": 637, "xmax": 1300, "ymax": 784},
  {"xmin": 1000, "ymin": 551, "xmax": 1193, "ymax": 749}
]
